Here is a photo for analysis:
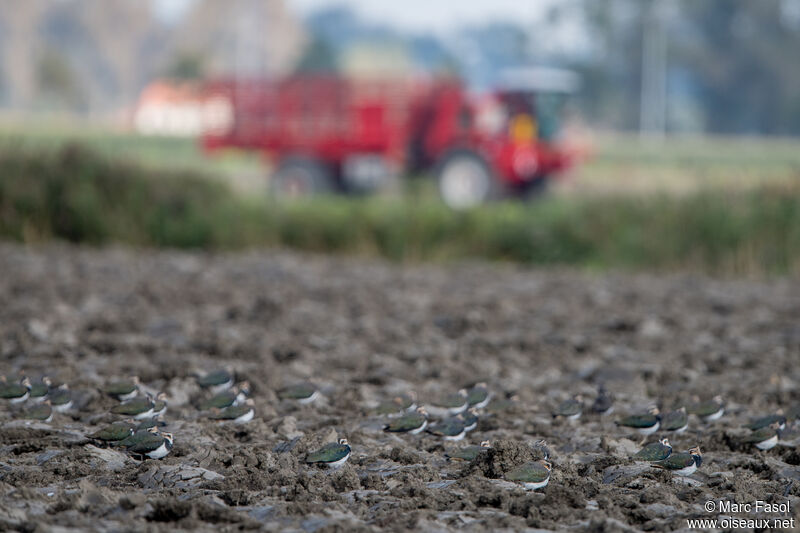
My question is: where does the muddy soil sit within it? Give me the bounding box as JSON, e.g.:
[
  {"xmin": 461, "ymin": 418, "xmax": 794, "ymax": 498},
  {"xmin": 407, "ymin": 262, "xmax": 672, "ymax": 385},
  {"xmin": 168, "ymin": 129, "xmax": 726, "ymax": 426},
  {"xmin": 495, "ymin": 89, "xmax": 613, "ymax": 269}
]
[{"xmin": 1, "ymin": 243, "xmax": 799, "ymax": 532}]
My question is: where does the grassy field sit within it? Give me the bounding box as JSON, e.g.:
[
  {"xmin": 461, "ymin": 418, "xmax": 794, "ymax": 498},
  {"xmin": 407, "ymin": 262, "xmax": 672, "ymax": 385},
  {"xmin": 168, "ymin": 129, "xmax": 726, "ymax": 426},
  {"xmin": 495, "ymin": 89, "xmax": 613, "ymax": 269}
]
[
  {"xmin": 3, "ymin": 119, "xmax": 800, "ymax": 197},
  {"xmin": 557, "ymin": 133, "xmax": 800, "ymax": 196},
  {"xmin": 1, "ymin": 137, "xmax": 799, "ymax": 275}
]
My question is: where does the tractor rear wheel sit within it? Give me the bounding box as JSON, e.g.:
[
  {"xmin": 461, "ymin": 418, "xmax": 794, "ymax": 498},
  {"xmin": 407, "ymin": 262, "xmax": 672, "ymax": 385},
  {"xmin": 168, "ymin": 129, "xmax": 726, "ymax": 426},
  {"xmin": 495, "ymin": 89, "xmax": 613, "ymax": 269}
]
[
  {"xmin": 271, "ymin": 157, "xmax": 333, "ymax": 199},
  {"xmin": 436, "ymin": 150, "xmax": 501, "ymax": 209}
]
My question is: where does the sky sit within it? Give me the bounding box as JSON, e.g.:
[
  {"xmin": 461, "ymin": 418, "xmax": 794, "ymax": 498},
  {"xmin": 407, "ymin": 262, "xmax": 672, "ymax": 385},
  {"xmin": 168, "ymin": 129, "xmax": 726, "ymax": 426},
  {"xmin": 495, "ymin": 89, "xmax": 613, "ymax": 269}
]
[
  {"xmin": 153, "ymin": 0, "xmax": 557, "ymax": 34},
  {"xmin": 288, "ymin": 0, "xmax": 556, "ymax": 34}
]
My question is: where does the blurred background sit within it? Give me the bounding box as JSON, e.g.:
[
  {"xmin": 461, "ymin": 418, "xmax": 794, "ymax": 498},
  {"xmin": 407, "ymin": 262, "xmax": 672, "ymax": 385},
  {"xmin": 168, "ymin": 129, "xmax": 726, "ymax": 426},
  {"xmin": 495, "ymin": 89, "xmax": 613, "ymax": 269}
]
[{"xmin": 1, "ymin": 0, "xmax": 799, "ymax": 274}]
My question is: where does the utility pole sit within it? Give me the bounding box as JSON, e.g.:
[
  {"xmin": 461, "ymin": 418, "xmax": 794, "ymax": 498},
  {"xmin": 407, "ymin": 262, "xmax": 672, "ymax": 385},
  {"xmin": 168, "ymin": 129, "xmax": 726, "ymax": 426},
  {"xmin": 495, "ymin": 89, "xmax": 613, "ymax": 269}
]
[{"xmin": 639, "ymin": 0, "xmax": 668, "ymax": 140}]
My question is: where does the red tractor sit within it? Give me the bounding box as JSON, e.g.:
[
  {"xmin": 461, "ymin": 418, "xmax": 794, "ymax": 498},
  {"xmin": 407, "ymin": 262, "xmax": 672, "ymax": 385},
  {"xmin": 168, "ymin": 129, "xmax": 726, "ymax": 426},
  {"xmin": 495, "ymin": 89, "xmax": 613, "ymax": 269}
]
[{"xmin": 201, "ymin": 67, "xmax": 580, "ymax": 208}]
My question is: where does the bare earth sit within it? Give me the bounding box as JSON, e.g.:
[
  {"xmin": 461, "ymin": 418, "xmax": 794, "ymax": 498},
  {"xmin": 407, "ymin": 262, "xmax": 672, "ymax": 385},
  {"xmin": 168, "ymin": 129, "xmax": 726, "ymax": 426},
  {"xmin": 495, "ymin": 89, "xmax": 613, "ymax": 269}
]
[{"xmin": 1, "ymin": 243, "xmax": 799, "ymax": 532}]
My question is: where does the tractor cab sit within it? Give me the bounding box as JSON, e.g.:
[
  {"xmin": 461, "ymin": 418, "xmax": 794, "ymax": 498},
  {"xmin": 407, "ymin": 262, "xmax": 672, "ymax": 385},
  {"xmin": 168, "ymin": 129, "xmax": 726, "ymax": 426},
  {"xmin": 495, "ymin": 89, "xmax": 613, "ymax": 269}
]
[{"xmin": 494, "ymin": 66, "xmax": 580, "ymax": 143}]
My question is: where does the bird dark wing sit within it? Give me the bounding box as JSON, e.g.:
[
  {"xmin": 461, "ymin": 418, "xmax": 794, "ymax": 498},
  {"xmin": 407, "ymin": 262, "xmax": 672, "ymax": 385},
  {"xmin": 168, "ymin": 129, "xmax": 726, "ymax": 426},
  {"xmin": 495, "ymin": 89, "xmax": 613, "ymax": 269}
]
[
  {"xmin": 507, "ymin": 462, "xmax": 549, "ymax": 483},
  {"xmin": 634, "ymin": 443, "xmax": 670, "ymax": 461},
  {"xmin": 467, "ymin": 387, "xmax": 488, "ymax": 406},
  {"xmin": 111, "ymin": 398, "xmax": 153, "ymax": 415},
  {"xmin": 662, "ymin": 410, "xmax": 688, "ymax": 430},
  {"xmin": 616, "ymin": 414, "xmax": 658, "ymax": 428},
  {"xmin": 197, "ymin": 370, "xmax": 232, "ymax": 387},
  {"xmin": 653, "ymin": 452, "xmax": 695, "ymax": 470},
  {"xmin": 427, "ymin": 417, "xmax": 465, "ymax": 437},
  {"xmin": 305, "ymin": 443, "xmax": 349, "ymax": 463},
  {"xmin": 278, "ymin": 383, "xmax": 315, "ymax": 400},
  {"xmin": 742, "ymin": 427, "xmax": 777, "ymax": 443},
  {"xmin": 384, "ymin": 413, "xmax": 425, "ymax": 432},
  {"xmin": 128, "ymin": 434, "xmax": 165, "ymax": 454}
]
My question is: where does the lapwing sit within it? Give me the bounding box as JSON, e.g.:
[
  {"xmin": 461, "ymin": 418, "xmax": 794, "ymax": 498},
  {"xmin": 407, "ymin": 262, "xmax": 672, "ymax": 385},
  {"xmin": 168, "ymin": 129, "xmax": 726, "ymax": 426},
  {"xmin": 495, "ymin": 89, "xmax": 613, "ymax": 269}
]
[
  {"xmin": 196, "ymin": 369, "xmax": 234, "ymax": 394},
  {"xmin": 743, "ymin": 422, "xmax": 781, "ymax": 451},
  {"xmin": 29, "ymin": 377, "xmax": 52, "ymax": 403},
  {"xmin": 616, "ymin": 406, "xmax": 660, "ymax": 435},
  {"xmin": 532, "ymin": 439, "xmax": 551, "ymax": 461},
  {"xmin": 48, "ymin": 384, "xmax": 73, "ymax": 412},
  {"xmin": 152, "ymin": 393, "xmax": 168, "ymax": 417},
  {"xmin": 652, "ymin": 446, "xmax": 702, "ymax": 476},
  {"xmin": 210, "ymin": 399, "xmax": 255, "ymax": 424},
  {"xmin": 111, "ymin": 395, "xmax": 155, "ymax": 419},
  {"xmin": 462, "ymin": 408, "xmax": 479, "ymax": 432},
  {"xmin": 102, "ymin": 377, "xmax": 139, "ymax": 401},
  {"xmin": 305, "ymin": 438, "xmax": 351, "ymax": 469},
  {"xmin": 553, "ymin": 395, "xmax": 583, "ymax": 421},
  {"xmin": 89, "ymin": 421, "xmax": 135, "ymax": 443},
  {"xmin": 1, "ymin": 376, "xmax": 31, "ymax": 403},
  {"xmin": 117, "ymin": 427, "xmax": 160, "ymax": 448},
  {"xmin": 445, "ymin": 441, "xmax": 491, "ymax": 461},
  {"xmin": 277, "ymin": 382, "xmax": 318, "ymax": 404},
  {"xmin": 466, "ymin": 383, "xmax": 492, "ymax": 410},
  {"xmin": 426, "ymin": 390, "xmax": 468, "ymax": 417},
  {"xmin": 487, "ymin": 393, "xmax": 519, "ymax": 413},
  {"xmin": 743, "ymin": 413, "xmax": 786, "ymax": 432},
  {"xmin": 426, "ymin": 415, "xmax": 467, "ymax": 441},
  {"xmin": 374, "ymin": 398, "xmax": 409, "ymax": 417},
  {"xmin": 506, "ymin": 460, "xmax": 552, "ymax": 490},
  {"xmin": 395, "ymin": 391, "xmax": 418, "ymax": 412},
  {"xmin": 383, "ymin": 407, "xmax": 428, "ymax": 434},
  {"xmin": 633, "ymin": 438, "xmax": 672, "ymax": 462},
  {"xmin": 22, "ymin": 400, "xmax": 53, "ymax": 422},
  {"xmin": 127, "ymin": 431, "xmax": 173, "ymax": 460},
  {"xmin": 200, "ymin": 385, "xmax": 247, "ymax": 411},
  {"xmin": 661, "ymin": 407, "xmax": 689, "ymax": 433},
  {"xmin": 689, "ymin": 395, "xmax": 724, "ymax": 422},
  {"xmin": 591, "ymin": 385, "xmax": 614, "ymax": 415}
]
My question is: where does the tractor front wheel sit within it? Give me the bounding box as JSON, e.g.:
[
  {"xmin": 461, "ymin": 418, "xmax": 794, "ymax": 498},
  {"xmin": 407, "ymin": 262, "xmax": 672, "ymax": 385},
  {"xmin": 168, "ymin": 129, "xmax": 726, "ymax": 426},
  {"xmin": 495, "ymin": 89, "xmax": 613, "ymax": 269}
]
[
  {"xmin": 436, "ymin": 150, "xmax": 501, "ymax": 209},
  {"xmin": 271, "ymin": 157, "xmax": 333, "ymax": 199}
]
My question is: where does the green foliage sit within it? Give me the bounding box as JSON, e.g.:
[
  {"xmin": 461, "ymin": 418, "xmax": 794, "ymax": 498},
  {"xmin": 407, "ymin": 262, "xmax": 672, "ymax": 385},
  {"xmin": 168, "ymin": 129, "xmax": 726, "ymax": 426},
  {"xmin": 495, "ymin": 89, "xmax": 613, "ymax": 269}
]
[{"xmin": 1, "ymin": 143, "xmax": 799, "ymax": 275}]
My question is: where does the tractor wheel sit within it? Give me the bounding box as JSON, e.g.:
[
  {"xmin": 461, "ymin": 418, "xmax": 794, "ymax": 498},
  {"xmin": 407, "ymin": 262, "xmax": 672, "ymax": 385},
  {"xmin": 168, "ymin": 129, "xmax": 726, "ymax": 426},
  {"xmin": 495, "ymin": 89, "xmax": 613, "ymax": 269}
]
[
  {"xmin": 271, "ymin": 157, "xmax": 333, "ymax": 199},
  {"xmin": 436, "ymin": 150, "xmax": 501, "ymax": 209}
]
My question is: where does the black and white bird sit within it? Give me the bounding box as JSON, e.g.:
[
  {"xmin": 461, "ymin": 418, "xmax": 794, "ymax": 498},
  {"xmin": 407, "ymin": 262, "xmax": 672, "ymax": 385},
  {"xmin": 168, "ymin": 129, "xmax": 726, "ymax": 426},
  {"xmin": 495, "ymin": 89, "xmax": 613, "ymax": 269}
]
[
  {"xmin": 127, "ymin": 431, "xmax": 173, "ymax": 460},
  {"xmin": 616, "ymin": 406, "xmax": 661, "ymax": 435},
  {"xmin": 305, "ymin": 438, "xmax": 351, "ymax": 469},
  {"xmin": 506, "ymin": 460, "xmax": 552, "ymax": 490},
  {"xmin": 383, "ymin": 407, "xmax": 428, "ymax": 434},
  {"xmin": 652, "ymin": 446, "xmax": 702, "ymax": 476}
]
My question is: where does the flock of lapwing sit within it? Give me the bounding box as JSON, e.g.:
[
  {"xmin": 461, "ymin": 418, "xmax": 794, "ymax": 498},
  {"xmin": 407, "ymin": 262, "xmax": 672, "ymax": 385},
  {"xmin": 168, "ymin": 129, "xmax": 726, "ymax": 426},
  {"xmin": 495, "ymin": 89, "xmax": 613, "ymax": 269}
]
[{"xmin": 2, "ymin": 372, "xmax": 798, "ymax": 491}]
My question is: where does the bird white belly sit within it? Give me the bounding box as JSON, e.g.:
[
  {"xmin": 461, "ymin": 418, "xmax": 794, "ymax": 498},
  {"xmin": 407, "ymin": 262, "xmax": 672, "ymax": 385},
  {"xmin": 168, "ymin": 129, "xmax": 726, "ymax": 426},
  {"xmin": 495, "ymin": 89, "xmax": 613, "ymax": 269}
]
[
  {"xmin": 297, "ymin": 391, "xmax": 319, "ymax": 405},
  {"xmin": 464, "ymin": 422, "xmax": 477, "ymax": 432},
  {"xmin": 703, "ymin": 408, "xmax": 724, "ymax": 421},
  {"xmin": 119, "ymin": 390, "xmax": 138, "ymax": 401},
  {"xmin": 755, "ymin": 435, "xmax": 778, "ymax": 450},
  {"xmin": 324, "ymin": 452, "xmax": 351, "ymax": 469},
  {"xmin": 638, "ymin": 422, "xmax": 660, "ymax": 435},
  {"xmin": 53, "ymin": 400, "xmax": 73, "ymax": 412},
  {"xmin": 134, "ymin": 407, "xmax": 155, "ymax": 419},
  {"xmin": 210, "ymin": 379, "xmax": 234, "ymax": 395},
  {"xmin": 443, "ymin": 430, "xmax": 466, "ymax": 442},
  {"xmin": 234, "ymin": 408, "xmax": 255, "ymax": 424},
  {"xmin": 673, "ymin": 464, "xmax": 697, "ymax": 476},
  {"xmin": 672, "ymin": 423, "xmax": 688, "ymax": 433},
  {"xmin": 10, "ymin": 392, "xmax": 29, "ymax": 404},
  {"xmin": 146, "ymin": 442, "xmax": 170, "ymax": 459},
  {"xmin": 566, "ymin": 412, "xmax": 582, "ymax": 421},
  {"xmin": 523, "ymin": 478, "xmax": 550, "ymax": 490},
  {"xmin": 470, "ymin": 396, "xmax": 491, "ymax": 410}
]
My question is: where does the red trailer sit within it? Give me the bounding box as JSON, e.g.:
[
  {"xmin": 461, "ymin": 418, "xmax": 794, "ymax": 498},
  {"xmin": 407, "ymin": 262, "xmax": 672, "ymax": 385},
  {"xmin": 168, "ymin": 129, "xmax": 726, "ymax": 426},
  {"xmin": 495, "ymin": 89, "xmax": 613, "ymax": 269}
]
[{"xmin": 201, "ymin": 69, "xmax": 579, "ymax": 207}]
